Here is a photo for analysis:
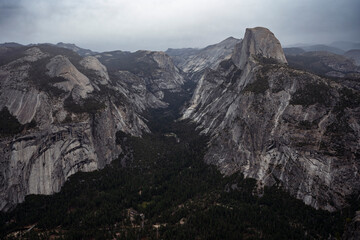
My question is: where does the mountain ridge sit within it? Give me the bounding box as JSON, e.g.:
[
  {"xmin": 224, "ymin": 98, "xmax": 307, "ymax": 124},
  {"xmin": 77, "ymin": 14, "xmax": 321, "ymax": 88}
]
[{"xmin": 182, "ymin": 27, "xmax": 360, "ymax": 211}]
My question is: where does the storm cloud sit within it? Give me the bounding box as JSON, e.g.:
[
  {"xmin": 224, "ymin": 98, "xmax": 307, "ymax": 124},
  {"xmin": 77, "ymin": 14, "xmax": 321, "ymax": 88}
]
[{"xmin": 0, "ymin": 0, "xmax": 359, "ymax": 51}]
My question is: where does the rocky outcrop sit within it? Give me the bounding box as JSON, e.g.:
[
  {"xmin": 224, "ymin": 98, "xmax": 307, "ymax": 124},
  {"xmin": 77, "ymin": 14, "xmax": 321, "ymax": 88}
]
[
  {"xmin": 232, "ymin": 27, "xmax": 287, "ymax": 69},
  {"xmin": 96, "ymin": 50, "xmax": 184, "ymax": 101},
  {"xmin": 147, "ymin": 51, "xmax": 184, "ymax": 91},
  {"xmin": 0, "ymin": 45, "xmax": 183, "ymax": 211},
  {"xmin": 182, "ymin": 27, "xmax": 360, "ymax": 211},
  {"xmin": 80, "ymin": 56, "xmax": 110, "ymax": 85},
  {"xmin": 47, "ymin": 55, "xmax": 94, "ymax": 98},
  {"xmin": 166, "ymin": 37, "xmax": 241, "ymax": 82}
]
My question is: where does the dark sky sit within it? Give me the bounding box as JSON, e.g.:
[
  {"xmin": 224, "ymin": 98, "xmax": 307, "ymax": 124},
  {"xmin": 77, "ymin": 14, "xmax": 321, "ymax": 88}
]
[{"xmin": 0, "ymin": 0, "xmax": 359, "ymax": 52}]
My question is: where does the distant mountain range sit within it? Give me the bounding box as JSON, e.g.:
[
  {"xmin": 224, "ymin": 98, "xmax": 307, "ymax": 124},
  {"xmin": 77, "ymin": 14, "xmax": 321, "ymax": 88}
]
[{"xmin": 285, "ymin": 41, "xmax": 360, "ymax": 55}]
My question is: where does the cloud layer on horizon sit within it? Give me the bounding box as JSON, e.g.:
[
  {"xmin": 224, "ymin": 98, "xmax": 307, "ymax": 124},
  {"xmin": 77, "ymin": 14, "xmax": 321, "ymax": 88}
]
[{"xmin": 0, "ymin": 0, "xmax": 359, "ymax": 52}]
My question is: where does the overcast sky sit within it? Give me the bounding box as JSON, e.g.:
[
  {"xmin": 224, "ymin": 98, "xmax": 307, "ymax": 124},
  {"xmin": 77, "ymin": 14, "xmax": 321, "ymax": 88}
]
[{"xmin": 0, "ymin": 0, "xmax": 359, "ymax": 52}]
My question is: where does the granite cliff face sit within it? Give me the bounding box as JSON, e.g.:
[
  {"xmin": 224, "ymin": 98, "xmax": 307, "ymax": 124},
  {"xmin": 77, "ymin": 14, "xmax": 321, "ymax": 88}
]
[
  {"xmin": 166, "ymin": 37, "xmax": 241, "ymax": 82},
  {"xmin": 95, "ymin": 50, "xmax": 184, "ymax": 102},
  {"xmin": 0, "ymin": 45, "xmax": 183, "ymax": 211},
  {"xmin": 182, "ymin": 27, "xmax": 360, "ymax": 211}
]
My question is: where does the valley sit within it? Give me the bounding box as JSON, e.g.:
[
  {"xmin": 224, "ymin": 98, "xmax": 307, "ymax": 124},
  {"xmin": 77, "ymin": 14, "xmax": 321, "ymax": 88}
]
[
  {"xmin": 0, "ymin": 90, "xmax": 356, "ymax": 239},
  {"xmin": 0, "ymin": 27, "xmax": 360, "ymax": 239}
]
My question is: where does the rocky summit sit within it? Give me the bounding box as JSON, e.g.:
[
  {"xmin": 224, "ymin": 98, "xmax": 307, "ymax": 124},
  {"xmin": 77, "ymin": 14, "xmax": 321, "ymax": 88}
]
[{"xmin": 182, "ymin": 27, "xmax": 360, "ymax": 211}]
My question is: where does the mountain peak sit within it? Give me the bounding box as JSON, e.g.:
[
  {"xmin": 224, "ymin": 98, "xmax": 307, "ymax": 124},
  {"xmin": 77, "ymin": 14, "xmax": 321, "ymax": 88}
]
[{"xmin": 233, "ymin": 27, "xmax": 287, "ymax": 69}]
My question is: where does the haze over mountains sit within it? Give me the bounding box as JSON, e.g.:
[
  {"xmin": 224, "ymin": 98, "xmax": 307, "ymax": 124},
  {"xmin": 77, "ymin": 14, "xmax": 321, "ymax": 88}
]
[{"xmin": 0, "ymin": 26, "xmax": 360, "ymax": 239}]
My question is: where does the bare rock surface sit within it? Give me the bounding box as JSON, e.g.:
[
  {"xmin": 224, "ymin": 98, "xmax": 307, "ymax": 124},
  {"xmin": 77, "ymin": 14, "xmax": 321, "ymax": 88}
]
[
  {"xmin": 47, "ymin": 55, "xmax": 94, "ymax": 97},
  {"xmin": 182, "ymin": 27, "xmax": 360, "ymax": 211},
  {"xmin": 80, "ymin": 56, "xmax": 110, "ymax": 85},
  {"xmin": 0, "ymin": 44, "xmax": 183, "ymax": 211},
  {"xmin": 166, "ymin": 37, "xmax": 241, "ymax": 82}
]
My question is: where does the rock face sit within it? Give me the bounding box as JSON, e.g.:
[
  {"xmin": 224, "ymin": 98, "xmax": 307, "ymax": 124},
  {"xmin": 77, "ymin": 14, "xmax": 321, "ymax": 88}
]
[
  {"xmin": 232, "ymin": 27, "xmax": 287, "ymax": 69},
  {"xmin": 0, "ymin": 45, "xmax": 183, "ymax": 211},
  {"xmin": 182, "ymin": 27, "xmax": 360, "ymax": 211},
  {"xmin": 166, "ymin": 37, "xmax": 241, "ymax": 82},
  {"xmin": 96, "ymin": 50, "xmax": 184, "ymax": 102},
  {"xmin": 47, "ymin": 55, "xmax": 94, "ymax": 98}
]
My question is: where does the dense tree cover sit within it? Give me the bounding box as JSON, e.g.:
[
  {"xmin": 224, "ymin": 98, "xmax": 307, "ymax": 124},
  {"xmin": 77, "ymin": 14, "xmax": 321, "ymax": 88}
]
[
  {"xmin": 0, "ymin": 107, "xmax": 24, "ymax": 135},
  {"xmin": 0, "ymin": 107, "xmax": 36, "ymax": 136},
  {"xmin": 0, "ymin": 90, "xmax": 358, "ymax": 240}
]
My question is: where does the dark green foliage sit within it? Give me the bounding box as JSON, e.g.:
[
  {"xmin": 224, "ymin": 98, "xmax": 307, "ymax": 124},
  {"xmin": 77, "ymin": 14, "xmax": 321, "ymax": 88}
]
[
  {"xmin": 0, "ymin": 106, "xmax": 355, "ymax": 240},
  {"xmin": 0, "ymin": 83, "xmax": 357, "ymax": 239},
  {"xmin": 286, "ymin": 52, "xmax": 358, "ymax": 78},
  {"xmin": 286, "ymin": 54, "xmax": 334, "ymax": 77},
  {"xmin": 315, "ymin": 87, "xmax": 360, "ymax": 158},
  {"xmin": 61, "ymin": 114, "xmax": 73, "ymax": 124},
  {"xmin": 0, "ymin": 107, "xmax": 23, "ymax": 135},
  {"xmin": 49, "ymin": 76, "xmax": 68, "ymax": 83},
  {"xmin": 298, "ymin": 120, "xmax": 315, "ymax": 130},
  {"xmin": 290, "ymin": 82, "xmax": 331, "ymax": 107},
  {"xmin": 219, "ymin": 58, "xmax": 235, "ymax": 70},
  {"xmin": 219, "ymin": 59, "xmax": 242, "ymax": 85},
  {"xmin": 98, "ymin": 51, "xmax": 159, "ymax": 75},
  {"xmin": 334, "ymin": 87, "xmax": 360, "ymax": 114},
  {"xmin": 64, "ymin": 95, "xmax": 105, "ymax": 114},
  {"xmin": 0, "ymin": 47, "xmax": 27, "ymax": 67},
  {"xmin": 321, "ymin": 88, "xmax": 358, "ymax": 157},
  {"xmin": 37, "ymin": 45, "xmax": 82, "ymax": 62},
  {"xmin": 9, "ymin": 44, "xmax": 84, "ymax": 97},
  {"xmin": 242, "ymin": 75, "xmax": 269, "ymax": 94},
  {"xmin": 0, "ymin": 107, "xmax": 36, "ymax": 136},
  {"xmin": 27, "ymin": 56, "xmax": 68, "ymax": 97},
  {"xmin": 255, "ymin": 55, "xmax": 281, "ymax": 65}
]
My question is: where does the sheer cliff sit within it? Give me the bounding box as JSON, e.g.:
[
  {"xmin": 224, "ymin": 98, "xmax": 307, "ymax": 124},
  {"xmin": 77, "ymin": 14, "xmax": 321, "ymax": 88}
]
[
  {"xmin": 182, "ymin": 27, "xmax": 360, "ymax": 211},
  {"xmin": 0, "ymin": 45, "xmax": 183, "ymax": 211},
  {"xmin": 166, "ymin": 37, "xmax": 241, "ymax": 82}
]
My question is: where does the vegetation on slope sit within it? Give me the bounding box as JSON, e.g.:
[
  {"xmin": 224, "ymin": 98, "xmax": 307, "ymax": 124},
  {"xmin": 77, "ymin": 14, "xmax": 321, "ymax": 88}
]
[
  {"xmin": 0, "ymin": 107, "xmax": 36, "ymax": 136},
  {"xmin": 0, "ymin": 65, "xmax": 359, "ymax": 240},
  {"xmin": 1, "ymin": 98, "xmax": 358, "ymax": 240}
]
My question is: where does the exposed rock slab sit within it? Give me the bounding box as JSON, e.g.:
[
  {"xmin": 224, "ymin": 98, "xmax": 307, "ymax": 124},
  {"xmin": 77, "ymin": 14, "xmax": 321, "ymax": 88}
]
[
  {"xmin": 166, "ymin": 37, "xmax": 241, "ymax": 82},
  {"xmin": 182, "ymin": 27, "xmax": 360, "ymax": 211},
  {"xmin": 0, "ymin": 44, "xmax": 179, "ymax": 211},
  {"xmin": 47, "ymin": 55, "xmax": 94, "ymax": 98}
]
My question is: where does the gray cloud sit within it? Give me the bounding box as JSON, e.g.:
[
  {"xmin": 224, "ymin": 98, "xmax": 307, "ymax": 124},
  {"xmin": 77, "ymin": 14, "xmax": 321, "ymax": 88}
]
[{"xmin": 0, "ymin": 0, "xmax": 359, "ymax": 52}]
